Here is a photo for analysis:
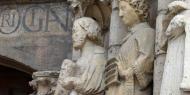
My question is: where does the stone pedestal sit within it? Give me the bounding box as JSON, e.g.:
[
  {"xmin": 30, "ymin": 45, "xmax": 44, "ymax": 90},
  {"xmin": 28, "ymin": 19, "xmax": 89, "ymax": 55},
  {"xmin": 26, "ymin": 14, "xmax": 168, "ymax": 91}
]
[{"xmin": 29, "ymin": 71, "xmax": 59, "ymax": 95}]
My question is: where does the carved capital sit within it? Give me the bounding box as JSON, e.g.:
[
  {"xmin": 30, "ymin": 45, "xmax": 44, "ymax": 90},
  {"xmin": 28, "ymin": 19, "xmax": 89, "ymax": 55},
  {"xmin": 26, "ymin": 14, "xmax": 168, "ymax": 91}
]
[{"xmin": 29, "ymin": 71, "xmax": 59, "ymax": 95}]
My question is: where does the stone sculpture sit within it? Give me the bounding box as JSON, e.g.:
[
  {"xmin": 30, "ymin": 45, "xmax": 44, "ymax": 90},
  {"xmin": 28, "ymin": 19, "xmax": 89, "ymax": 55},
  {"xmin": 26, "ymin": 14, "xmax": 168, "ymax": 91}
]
[
  {"xmin": 154, "ymin": 0, "xmax": 185, "ymax": 94},
  {"xmin": 55, "ymin": 17, "xmax": 106, "ymax": 95},
  {"xmin": 160, "ymin": 1, "xmax": 190, "ymax": 95},
  {"xmin": 29, "ymin": 71, "xmax": 59, "ymax": 95},
  {"xmin": 105, "ymin": 0, "xmax": 155, "ymax": 95}
]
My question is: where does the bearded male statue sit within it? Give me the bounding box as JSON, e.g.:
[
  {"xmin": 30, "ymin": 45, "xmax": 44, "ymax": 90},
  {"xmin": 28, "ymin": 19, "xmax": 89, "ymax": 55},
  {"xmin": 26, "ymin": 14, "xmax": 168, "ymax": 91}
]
[
  {"xmin": 55, "ymin": 17, "xmax": 106, "ymax": 95},
  {"xmin": 105, "ymin": 0, "xmax": 155, "ymax": 95}
]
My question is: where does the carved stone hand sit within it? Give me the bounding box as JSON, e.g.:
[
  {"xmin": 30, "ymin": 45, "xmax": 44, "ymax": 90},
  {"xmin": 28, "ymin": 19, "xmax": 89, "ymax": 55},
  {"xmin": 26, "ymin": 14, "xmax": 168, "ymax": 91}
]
[{"xmin": 119, "ymin": 67, "xmax": 134, "ymax": 81}]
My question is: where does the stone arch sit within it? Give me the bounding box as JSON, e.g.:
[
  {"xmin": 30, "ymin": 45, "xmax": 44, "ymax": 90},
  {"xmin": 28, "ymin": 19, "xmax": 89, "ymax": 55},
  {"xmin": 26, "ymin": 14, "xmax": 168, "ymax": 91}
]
[
  {"xmin": 0, "ymin": 55, "xmax": 35, "ymax": 75},
  {"xmin": 0, "ymin": 57, "xmax": 34, "ymax": 95}
]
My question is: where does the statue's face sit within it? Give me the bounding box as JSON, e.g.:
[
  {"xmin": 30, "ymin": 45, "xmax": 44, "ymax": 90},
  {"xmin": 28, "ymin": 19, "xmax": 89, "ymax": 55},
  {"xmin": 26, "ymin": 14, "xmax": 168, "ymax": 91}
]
[
  {"xmin": 72, "ymin": 24, "xmax": 87, "ymax": 50},
  {"xmin": 119, "ymin": 1, "xmax": 139, "ymax": 26}
]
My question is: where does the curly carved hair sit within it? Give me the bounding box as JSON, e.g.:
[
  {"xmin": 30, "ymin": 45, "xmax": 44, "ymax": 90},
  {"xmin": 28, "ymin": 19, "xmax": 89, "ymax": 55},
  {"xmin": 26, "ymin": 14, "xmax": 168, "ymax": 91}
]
[
  {"xmin": 119, "ymin": 0, "xmax": 149, "ymax": 22},
  {"xmin": 73, "ymin": 17, "xmax": 103, "ymax": 45}
]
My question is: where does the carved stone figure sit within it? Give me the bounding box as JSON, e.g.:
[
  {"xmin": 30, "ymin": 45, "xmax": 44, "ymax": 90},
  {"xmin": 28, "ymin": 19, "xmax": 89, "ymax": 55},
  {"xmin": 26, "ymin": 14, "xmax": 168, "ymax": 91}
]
[
  {"xmin": 29, "ymin": 71, "xmax": 59, "ymax": 95},
  {"xmin": 67, "ymin": 0, "xmax": 111, "ymax": 62},
  {"xmin": 154, "ymin": 1, "xmax": 189, "ymax": 94},
  {"xmin": 160, "ymin": 1, "xmax": 190, "ymax": 95},
  {"xmin": 54, "ymin": 59, "xmax": 77, "ymax": 95},
  {"xmin": 105, "ymin": 0, "xmax": 155, "ymax": 95},
  {"xmin": 55, "ymin": 17, "xmax": 106, "ymax": 95}
]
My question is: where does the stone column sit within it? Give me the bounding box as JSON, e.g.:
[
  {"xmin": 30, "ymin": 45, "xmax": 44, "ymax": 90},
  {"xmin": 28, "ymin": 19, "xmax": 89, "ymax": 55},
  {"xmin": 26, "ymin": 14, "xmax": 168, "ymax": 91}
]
[
  {"xmin": 106, "ymin": 0, "xmax": 127, "ymax": 95},
  {"xmin": 108, "ymin": 0, "xmax": 127, "ymax": 60},
  {"xmin": 29, "ymin": 71, "xmax": 59, "ymax": 95},
  {"xmin": 154, "ymin": 0, "xmax": 175, "ymax": 95},
  {"xmin": 154, "ymin": 11, "xmax": 167, "ymax": 95}
]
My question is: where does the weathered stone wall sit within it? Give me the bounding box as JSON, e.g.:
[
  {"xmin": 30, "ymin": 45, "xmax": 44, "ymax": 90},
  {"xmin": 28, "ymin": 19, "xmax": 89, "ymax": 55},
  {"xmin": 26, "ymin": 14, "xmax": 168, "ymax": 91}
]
[{"xmin": 0, "ymin": 1, "xmax": 73, "ymax": 71}]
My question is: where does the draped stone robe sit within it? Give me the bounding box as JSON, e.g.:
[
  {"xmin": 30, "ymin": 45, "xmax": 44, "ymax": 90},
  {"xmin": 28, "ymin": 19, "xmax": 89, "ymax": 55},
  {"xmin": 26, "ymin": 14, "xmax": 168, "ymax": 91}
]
[
  {"xmin": 160, "ymin": 10, "xmax": 190, "ymax": 95},
  {"xmin": 113, "ymin": 22, "xmax": 155, "ymax": 95},
  {"xmin": 75, "ymin": 46, "xmax": 106, "ymax": 95}
]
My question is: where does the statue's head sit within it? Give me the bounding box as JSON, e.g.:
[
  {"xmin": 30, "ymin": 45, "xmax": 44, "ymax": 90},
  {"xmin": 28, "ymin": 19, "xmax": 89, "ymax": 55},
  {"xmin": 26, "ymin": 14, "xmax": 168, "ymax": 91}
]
[
  {"xmin": 61, "ymin": 59, "xmax": 76, "ymax": 75},
  {"xmin": 167, "ymin": 1, "xmax": 189, "ymax": 14},
  {"xmin": 72, "ymin": 17, "xmax": 102, "ymax": 49},
  {"xmin": 118, "ymin": 0, "xmax": 149, "ymax": 27}
]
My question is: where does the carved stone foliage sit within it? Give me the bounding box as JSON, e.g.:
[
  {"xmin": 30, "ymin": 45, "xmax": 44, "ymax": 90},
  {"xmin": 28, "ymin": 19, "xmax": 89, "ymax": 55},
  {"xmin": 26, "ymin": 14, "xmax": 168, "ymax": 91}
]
[
  {"xmin": 105, "ymin": 0, "xmax": 155, "ymax": 95},
  {"xmin": 29, "ymin": 71, "xmax": 59, "ymax": 95},
  {"xmin": 55, "ymin": 17, "xmax": 106, "ymax": 95}
]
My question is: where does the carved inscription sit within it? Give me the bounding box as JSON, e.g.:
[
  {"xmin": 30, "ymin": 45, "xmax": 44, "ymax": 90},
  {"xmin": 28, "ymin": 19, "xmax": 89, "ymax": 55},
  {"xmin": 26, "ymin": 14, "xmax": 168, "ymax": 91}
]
[
  {"xmin": 0, "ymin": 3, "xmax": 71, "ymax": 34},
  {"xmin": 0, "ymin": 8, "xmax": 20, "ymax": 34}
]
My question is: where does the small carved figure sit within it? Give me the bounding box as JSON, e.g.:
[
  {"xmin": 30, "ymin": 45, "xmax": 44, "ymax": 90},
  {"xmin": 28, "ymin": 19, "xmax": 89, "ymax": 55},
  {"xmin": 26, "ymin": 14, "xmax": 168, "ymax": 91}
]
[
  {"xmin": 105, "ymin": 0, "xmax": 155, "ymax": 95},
  {"xmin": 56, "ymin": 17, "xmax": 106, "ymax": 95}
]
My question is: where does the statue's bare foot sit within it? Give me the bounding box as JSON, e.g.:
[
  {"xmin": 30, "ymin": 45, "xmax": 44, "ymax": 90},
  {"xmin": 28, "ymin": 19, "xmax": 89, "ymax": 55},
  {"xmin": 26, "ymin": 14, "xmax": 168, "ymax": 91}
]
[{"xmin": 180, "ymin": 79, "xmax": 190, "ymax": 91}]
